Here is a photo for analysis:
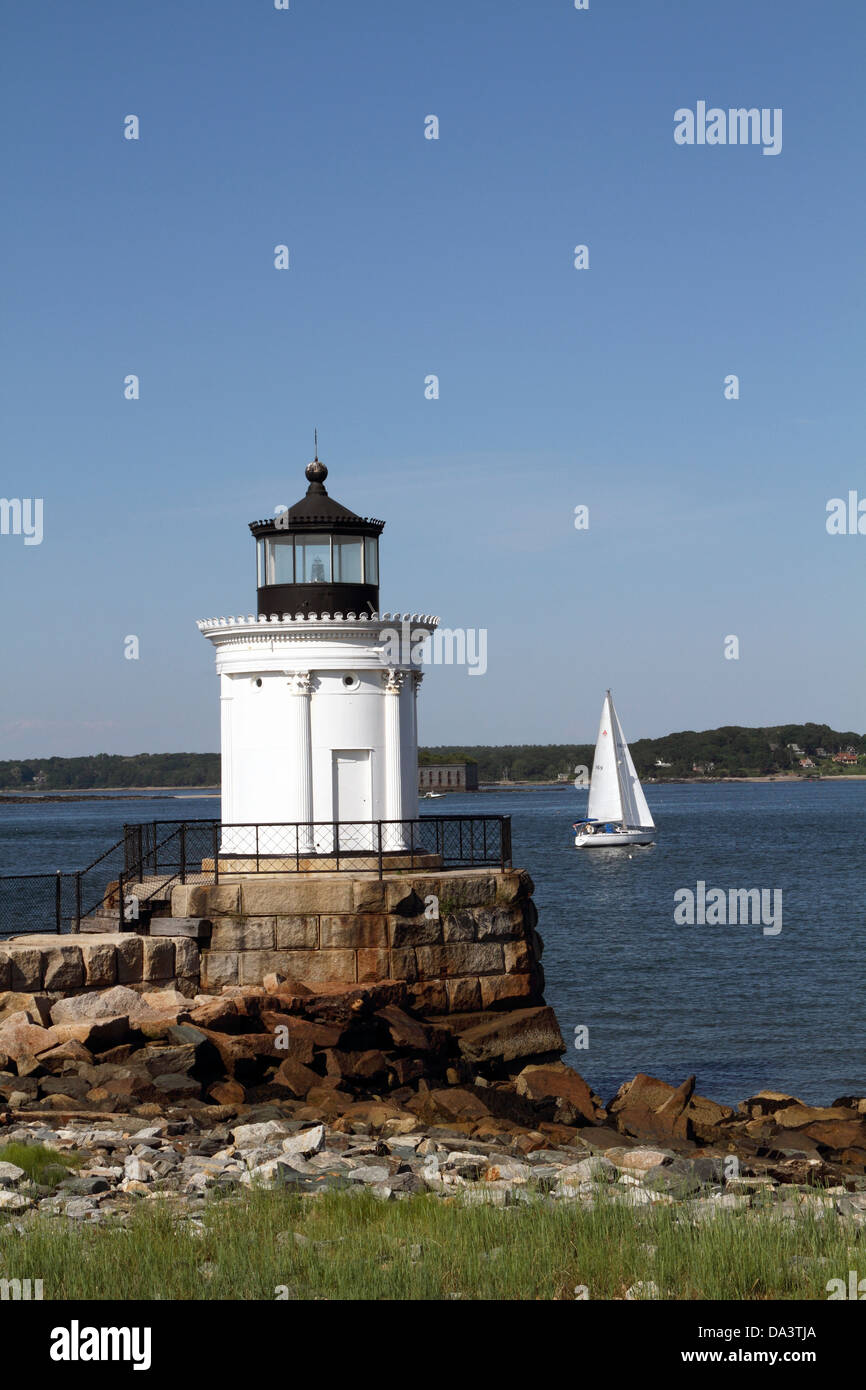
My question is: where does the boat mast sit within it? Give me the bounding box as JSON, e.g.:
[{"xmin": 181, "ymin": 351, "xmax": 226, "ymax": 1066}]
[{"xmin": 608, "ymin": 689, "xmax": 629, "ymax": 829}]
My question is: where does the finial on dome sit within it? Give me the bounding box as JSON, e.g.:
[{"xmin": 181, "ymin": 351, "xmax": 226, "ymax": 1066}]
[{"xmin": 305, "ymin": 428, "xmax": 328, "ymax": 486}]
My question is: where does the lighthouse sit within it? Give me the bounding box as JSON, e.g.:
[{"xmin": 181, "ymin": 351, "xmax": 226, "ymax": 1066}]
[{"xmin": 197, "ymin": 453, "xmax": 438, "ymax": 857}]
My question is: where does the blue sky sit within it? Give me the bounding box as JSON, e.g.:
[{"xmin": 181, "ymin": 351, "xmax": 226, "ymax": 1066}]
[{"xmin": 1, "ymin": 0, "xmax": 863, "ymax": 756}]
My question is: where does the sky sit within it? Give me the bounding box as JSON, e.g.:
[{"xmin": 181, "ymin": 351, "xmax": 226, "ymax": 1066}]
[{"xmin": 1, "ymin": 0, "xmax": 864, "ymax": 757}]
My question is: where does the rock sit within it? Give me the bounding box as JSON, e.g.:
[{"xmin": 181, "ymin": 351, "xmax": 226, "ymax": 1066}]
[
  {"xmin": 0, "ymin": 1161, "xmax": 26, "ymax": 1186},
  {"xmin": 0, "ymin": 1191, "xmax": 31, "ymax": 1212},
  {"xmin": 803, "ymin": 1120, "xmax": 866, "ymax": 1151},
  {"xmin": 261, "ymin": 1014, "xmax": 343, "ymax": 1064},
  {"xmin": 152, "ymin": 1074, "xmax": 201, "ymax": 1099},
  {"xmin": 207, "ymin": 1079, "xmax": 246, "ymax": 1106},
  {"xmin": 656, "ymin": 1073, "xmax": 695, "ymax": 1118},
  {"xmin": 0, "ymin": 992, "xmax": 52, "ymax": 1026},
  {"xmin": 188, "ymin": 998, "xmax": 241, "ymax": 1033},
  {"xmin": 515, "ymin": 1064, "xmax": 605, "ymax": 1125},
  {"xmin": 348, "ymin": 1164, "xmax": 391, "ymax": 1184},
  {"xmin": 232, "ymin": 1119, "xmax": 291, "ymax": 1149},
  {"xmin": 773, "ymin": 1104, "xmax": 856, "ymax": 1129},
  {"xmin": 422, "ymin": 1088, "xmax": 491, "ymax": 1123},
  {"xmin": 457, "ymin": 1007, "xmax": 565, "ymax": 1065},
  {"xmin": 50, "ymin": 987, "xmax": 144, "ymax": 1025},
  {"xmin": 482, "ymin": 1158, "xmax": 531, "ymax": 1182},
  {"xmin": 610, "ymin": 1147, "xmax": 673, "ymax": 1176},
  {"xmin": 374, "ymin": 1005, "xmax": 435, "ymax": 1052},
  {"xmin": 281, "ymin": 1124, "xmax": 325, "ymax": 1158},
  {"xmin": 35, "ymin": 1040, "xmax": 94, "ymax": 1069},
  {"xmin": 739, "ymin": 1090, "xmax": 806, "ymax": 1119},
  {"xmin": 272, "ymin": 1057, "xmax": 320, "ymax": 1099},
  {"xmin": 0, "ymin": 1014, "xmax": 51, "ymax": 1062},
  {"xmin": 58, "ymin": 1176, "xmax": 110, "ymax": 1195}
]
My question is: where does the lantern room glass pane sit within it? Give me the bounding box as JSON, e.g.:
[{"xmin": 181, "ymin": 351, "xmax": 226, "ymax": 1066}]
[
  {"xmin": 364, "ymin": 536, "xmax": 378, "ymax": 584},
  {"xmin": 296, "ymin": 534, "xmax": 331, "ymax": 583},
  {"xmin": 333, "ymin": 536, "xmax": 362, "ymax": 583},
  {"xmin": 265, "ymin": 537, "xmax": 294, "ymax": 584},
  {"xmin": 256, "ymin": 538, "xmax": 265, "ymax": 587}
]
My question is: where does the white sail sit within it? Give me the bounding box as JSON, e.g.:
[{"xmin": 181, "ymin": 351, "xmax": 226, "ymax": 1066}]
[
  {"xmin": 586, "ymin": 693, "xmax": 623, "ymax": 822},
  {"xmin": 611, "ymin": 698, "xmax": 655, "ymax": 829}
]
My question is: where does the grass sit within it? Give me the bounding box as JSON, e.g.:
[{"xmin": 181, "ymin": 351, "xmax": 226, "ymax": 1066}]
[
  {"xmin": 0, "ymin": 1142, "xmax": 85, "ymax": 1189},
  {"xmin": 0, "ymin": 1184, "xmax": 861, "ymax": 1300}
]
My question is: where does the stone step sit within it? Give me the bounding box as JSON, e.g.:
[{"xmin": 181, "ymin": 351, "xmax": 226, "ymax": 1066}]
[
  {"xmin": 76, "ymin": 913, "xmax": 140, "ymax": 934},
  {"xmin": 148, "ymin": 916, "xmax": 212, "ymax": 941}
]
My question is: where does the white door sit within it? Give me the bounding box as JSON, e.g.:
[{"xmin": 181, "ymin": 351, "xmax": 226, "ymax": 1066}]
[{"xmin": 332, "ymin": 750, "xmax": 373, "ymax": 849}]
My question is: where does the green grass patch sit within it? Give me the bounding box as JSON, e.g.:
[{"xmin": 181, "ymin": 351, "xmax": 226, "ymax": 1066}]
[
  {"xmin": 0, "ymin": 1142, "xmax": 85, "ymax": 1190},
  {"xmin": 0, "ymin": 1185, "xmax": 861, "ymax": 1300}
]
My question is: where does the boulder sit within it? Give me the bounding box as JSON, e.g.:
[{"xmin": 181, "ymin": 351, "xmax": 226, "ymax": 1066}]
[
  {"xmin": 738, "ymin": 1090, "xmax": 806, "ymax": 1119},
  {"xmin": 325, "ymin": 1049, "xmax": 389, "ymax": 1084},
  {"xmin": 515, "ymin": 1063, "xmax": 606, "ymax": 1125},
  {"xmin": 50, "ymin": 987, "xmax": 144, "ymax": 1026},
  {"xmin": 0, "ymin": 992, "xmax": 52, "ymax": 1026},
  {"xmin": 803, "ymin": 1119, "xmax": 866, "ymax": 1151},
  {"xmin": 773, "ymin": 1104, "xmax": 856, "ymax": 1129},
  {"xmin": 260, "ymin": 1013, "xmax": 343, "ymax": 1063},
  {"xmin": 207, "ymin": 1079, "xmax": 246, "ymax": 1105},
  {"xmin": 456, "ymin": 1007, "xmax": 565, "ymax": 1066},
  {"xmin": 272, "ymin": 1057, "xmax": 320, "ymax": 1099},
  {"xmin": 374, "ymin": 1004, "xmax": 436, "ymax": 1052}
]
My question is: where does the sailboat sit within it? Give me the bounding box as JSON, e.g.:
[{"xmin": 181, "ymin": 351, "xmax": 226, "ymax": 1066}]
[{"xmin": 573, "ymin": 690, "xmax": 656, "ymax": 847}]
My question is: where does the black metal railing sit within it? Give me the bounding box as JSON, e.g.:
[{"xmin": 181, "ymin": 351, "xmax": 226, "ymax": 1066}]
[
  {"xmin": 0, "ymin": 815, "xmax": 511, "ymax": 938},
  {"xmin": 0, "ymin": 832, "xmax": 130, "ymax": 940},
  {"xmin": 125, "ymin": 816, "xmax": 511, "ymax": 909}
]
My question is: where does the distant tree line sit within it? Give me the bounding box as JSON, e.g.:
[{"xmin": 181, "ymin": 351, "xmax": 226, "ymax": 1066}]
[
  {"xmin": 1, "ymin": 724, "xmax": 862, "ymax": 790},
  {"xmin": 0, "ymin": 753, "xmax": 220, "ymax": 790},
  {"xmin": 419, "ymin": 723, "xmax": 866, "ymax": 782}
]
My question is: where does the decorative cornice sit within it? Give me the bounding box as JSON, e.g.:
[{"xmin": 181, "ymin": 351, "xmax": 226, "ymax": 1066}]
[{"xmin": 197, "ymin": 612, "xmax": 439, "ymax": 634}]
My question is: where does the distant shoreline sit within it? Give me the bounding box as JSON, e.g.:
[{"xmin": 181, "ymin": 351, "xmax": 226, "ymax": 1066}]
[{"xmin": 1, "ymin": 776, "xmax": 863, "ymax": 806}]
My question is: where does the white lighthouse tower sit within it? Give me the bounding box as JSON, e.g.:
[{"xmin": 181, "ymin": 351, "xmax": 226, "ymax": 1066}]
[{"xmin": 197, "ymin": 453, "xmax": 438, "ymax": 859}]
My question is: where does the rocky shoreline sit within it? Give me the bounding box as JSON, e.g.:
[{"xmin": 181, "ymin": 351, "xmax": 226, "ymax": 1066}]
[{"xmin": 1, "ymin": 977, "xmax": 865, "ymax": 1227}]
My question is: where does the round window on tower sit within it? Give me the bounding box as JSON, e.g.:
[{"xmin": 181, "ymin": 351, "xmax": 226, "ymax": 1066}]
[
  {"xmin": 341, "ymin": 673, "xmax": 360, "ymax": 691},
  {"xmin": 254, "ymin": 678, "xmax": 263, "ymax": 688}
]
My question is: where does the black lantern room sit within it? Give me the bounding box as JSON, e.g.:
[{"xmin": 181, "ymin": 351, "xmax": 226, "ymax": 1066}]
[{"xmin": 249, "ymin": 458, "xmax": 385, "ymax": 618}]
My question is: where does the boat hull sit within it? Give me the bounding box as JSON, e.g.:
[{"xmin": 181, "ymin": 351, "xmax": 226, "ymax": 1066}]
[{"xmin": 574, "ymin": 829, "xmax": 655, "ymax": 848}]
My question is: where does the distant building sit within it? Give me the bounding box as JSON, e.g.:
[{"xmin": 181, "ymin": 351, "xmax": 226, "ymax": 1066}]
[
  {"xmin": 655, "ymin": 758, "xmax": 672, "ymax": 768},
  {"xmin": 787, "ymin": 742, "xmax": 805, "ymax": 757},
  {"xmin": 418, "ymin": 761, "xmax": 478, "ymax": 792},
  {"xmin": 815, "ymin": 747, "xmax": 829, "ymax": 758},
  {"xmin": 832, "ymin": 751, "xmax": 859, "ymax": 765},
  {"xmin": 799, "ymin": 757, "xmax": 815, "ymax": 768}
]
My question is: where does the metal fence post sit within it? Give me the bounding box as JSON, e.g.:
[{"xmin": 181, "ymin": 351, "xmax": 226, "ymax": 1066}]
[
  {"xmin": 377, "ymin": 821, "xmax": 383, "ymax": 879},
  {"xmin": 55, "ymin": 870, "xmax": 62, "ymax": 933},
  {"xmin": 212, "ymin": 822, "xmax": 220, "ymax": 884},
  {"xmin": 118, "ymin": 871, "xmax": 124, "ymax": 932},
  {"xmin": 75, "ymin": 872, "xmax": 82, "ymax": 930},
  {"xmin": 180, "ymin": 823, "xmax": 187, "ymax": 885},
  {"xmin": 152, "ymin": 821, "xmax": 158, "ymax": 876}
]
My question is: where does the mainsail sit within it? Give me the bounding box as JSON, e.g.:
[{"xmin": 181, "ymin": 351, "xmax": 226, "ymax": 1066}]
[
  {"xmin": 586, "ymin": 690, "xmax": 654, "ymax": 829},
  {"xmin": 586, "ymin": 693, "xmax": 622, "ymax": 822}
]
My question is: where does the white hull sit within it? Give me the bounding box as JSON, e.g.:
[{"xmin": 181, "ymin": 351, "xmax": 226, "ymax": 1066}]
[{"xmin": 574, "ymin": 828, "xmax": 655, "ymax": 848}]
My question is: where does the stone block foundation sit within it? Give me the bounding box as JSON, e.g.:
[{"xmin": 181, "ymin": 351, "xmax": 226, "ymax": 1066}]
[{"xmin": 169, "ymin": 867, "xmax": 543, "ymax": 1013}]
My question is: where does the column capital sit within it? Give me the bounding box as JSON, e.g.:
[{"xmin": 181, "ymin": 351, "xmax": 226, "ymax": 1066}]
[
  {"xmin": 383, "ymin": 667, "xmax": 406, "ymax": 694},
  {"xmin": 285, "ymin": 670, "xmax": 314, "ymax": 695}
]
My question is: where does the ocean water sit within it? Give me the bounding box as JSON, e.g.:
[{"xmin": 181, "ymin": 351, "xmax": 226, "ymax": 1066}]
[{"xmin": 1, "ymin": 781, "xmax": 863, "ymax": 1107}]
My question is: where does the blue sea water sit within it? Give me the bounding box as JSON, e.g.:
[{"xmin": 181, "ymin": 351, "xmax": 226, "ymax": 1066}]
[{"xmin": 1, "ymin": 781, "xmax": 863, "ymax": 1107}]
